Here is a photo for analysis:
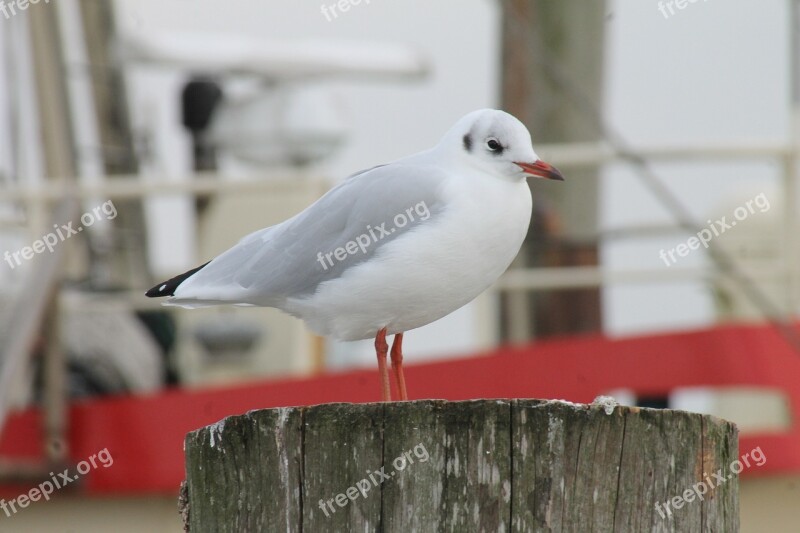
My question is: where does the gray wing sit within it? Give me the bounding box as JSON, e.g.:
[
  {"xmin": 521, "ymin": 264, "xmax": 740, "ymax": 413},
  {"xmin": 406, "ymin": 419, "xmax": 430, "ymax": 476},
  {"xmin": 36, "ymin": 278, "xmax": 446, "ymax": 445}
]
[{"xmin": 173, "ymin": 162, "xmax": 449, "ymax": 304}]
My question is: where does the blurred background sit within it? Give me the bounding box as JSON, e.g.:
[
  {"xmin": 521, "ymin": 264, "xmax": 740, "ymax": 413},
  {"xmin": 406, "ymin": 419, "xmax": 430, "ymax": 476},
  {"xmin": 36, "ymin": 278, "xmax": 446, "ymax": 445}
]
[{"xmin": 0, "ymin": 0, "xmax": 797, "ymax": 531}]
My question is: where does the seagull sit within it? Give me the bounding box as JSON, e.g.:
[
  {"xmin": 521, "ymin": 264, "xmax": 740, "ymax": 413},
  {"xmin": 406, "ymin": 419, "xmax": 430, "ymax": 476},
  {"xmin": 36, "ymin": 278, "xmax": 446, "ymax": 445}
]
[{"xmin": 146, "ymin": 109, "xmax": 564, "ymax": 401}]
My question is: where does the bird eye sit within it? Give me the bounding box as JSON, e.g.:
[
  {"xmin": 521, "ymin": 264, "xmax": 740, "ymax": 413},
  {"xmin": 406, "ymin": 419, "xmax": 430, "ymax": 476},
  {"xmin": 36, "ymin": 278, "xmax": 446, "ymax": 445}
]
[{"xmin": 486, "ymin": 138, "xmax": 502, "ymax": 152}]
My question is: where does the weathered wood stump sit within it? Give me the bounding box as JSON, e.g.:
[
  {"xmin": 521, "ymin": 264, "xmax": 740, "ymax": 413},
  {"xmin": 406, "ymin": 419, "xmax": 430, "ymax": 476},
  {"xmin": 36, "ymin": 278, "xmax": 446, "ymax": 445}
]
[{"xmin": 181, "ymin": 399, "xmax": 739, "ymax": 532}]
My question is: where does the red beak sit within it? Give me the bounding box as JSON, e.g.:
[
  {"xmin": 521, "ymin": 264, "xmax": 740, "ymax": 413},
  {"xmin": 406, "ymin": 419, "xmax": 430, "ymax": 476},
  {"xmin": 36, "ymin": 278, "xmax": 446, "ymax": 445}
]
[{"xmin": 515, "ymin": 160, "xmax": 565, "ymax": 181}]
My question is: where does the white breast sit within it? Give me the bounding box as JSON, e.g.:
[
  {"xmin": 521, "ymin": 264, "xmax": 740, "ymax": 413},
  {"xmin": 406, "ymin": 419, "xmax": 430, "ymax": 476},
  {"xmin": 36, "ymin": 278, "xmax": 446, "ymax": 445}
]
[{"xmin": 284, "ymin": 171, "xmax": 533, "ymax": 341}]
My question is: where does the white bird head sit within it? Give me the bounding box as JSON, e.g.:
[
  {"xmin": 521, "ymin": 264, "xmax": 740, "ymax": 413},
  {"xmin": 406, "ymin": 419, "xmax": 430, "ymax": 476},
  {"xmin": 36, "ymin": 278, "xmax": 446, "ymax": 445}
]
[{"xmin": 440, "ymin": 109, "xmax": 564, "ymax": 182}]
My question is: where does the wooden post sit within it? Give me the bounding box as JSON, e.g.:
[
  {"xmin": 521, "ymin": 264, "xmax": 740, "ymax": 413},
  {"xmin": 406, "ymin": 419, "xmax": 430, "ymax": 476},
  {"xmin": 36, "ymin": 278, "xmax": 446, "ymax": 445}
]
[
  {"xmin": 501, "ymin": 0, "xmax": 607, "ymax": 340},
  {"xmin": 182, "ymin": 400, "xmax": 739, "ymax": 532}
]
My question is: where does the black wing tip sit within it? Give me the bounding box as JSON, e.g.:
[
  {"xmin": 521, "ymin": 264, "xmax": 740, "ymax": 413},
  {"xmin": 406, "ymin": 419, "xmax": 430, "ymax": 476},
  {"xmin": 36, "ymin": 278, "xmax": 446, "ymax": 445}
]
[
  {"xmin": 145, "ymin": 261, "xmax": 210, "ymax": 298},
  {"xmin": 145, "ymin": 283, "xmax": 171, "ymax": 298}
]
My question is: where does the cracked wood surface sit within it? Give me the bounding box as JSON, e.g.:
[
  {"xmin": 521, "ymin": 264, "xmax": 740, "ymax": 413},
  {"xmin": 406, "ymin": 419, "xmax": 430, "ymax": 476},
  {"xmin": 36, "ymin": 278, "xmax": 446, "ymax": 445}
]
[{"xmin": 182, "ymin": 399, "xmax": 738, "ymax": 532}]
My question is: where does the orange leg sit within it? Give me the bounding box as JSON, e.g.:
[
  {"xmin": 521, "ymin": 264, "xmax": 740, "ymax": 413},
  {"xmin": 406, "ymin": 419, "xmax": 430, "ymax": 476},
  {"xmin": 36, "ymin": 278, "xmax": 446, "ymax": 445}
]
[
  {"xmin": 390, "ymin": 332, "xmax": 408, "ymax": 401},
  {"xmin": 375, "ymin": 328, "xmax": 391, "ymax": 402}
]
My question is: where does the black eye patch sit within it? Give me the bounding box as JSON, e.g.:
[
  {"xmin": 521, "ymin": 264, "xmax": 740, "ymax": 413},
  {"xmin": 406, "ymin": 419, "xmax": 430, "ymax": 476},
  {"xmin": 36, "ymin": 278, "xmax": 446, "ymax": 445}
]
[{"xmin": 463, "ymin": 134, "xmax": 473, "ymax": 152}]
